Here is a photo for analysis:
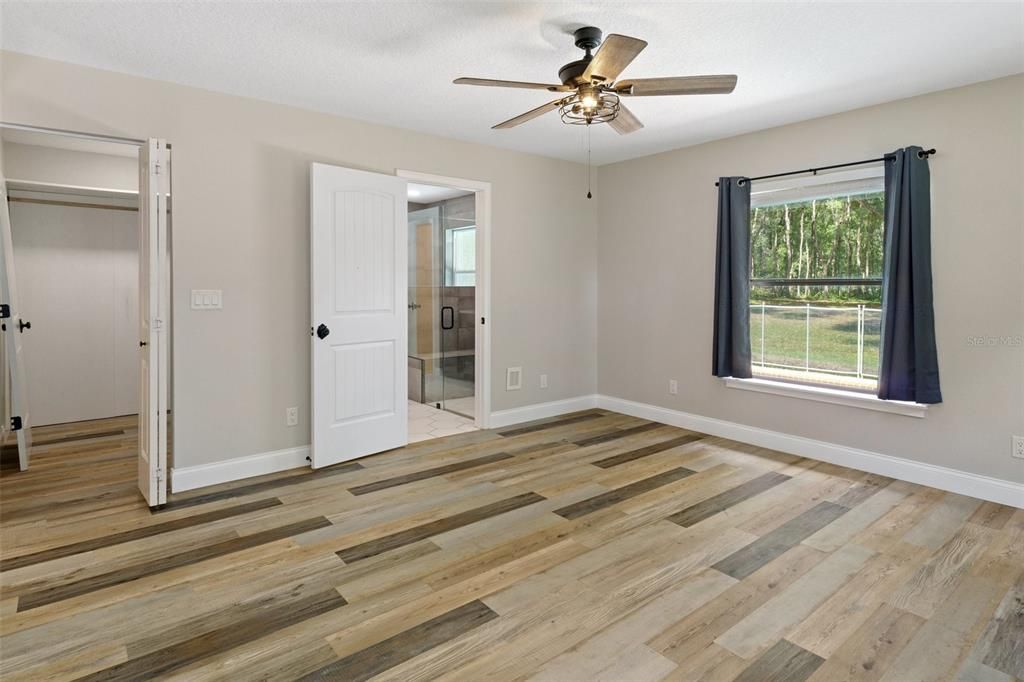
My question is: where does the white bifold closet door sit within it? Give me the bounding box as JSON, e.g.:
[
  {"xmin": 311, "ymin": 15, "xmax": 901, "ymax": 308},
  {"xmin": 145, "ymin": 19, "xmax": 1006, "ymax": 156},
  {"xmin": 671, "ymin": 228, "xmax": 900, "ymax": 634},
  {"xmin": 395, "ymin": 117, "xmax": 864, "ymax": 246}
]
[
  {"xmin": 0, "ymin": 170, "xmax": 33, "ymax": 471},
  {"xmin": 310, "ymin": 163, "xmax": 408, "ymax": 468},
  {"xmin": 137, "ymin": 139, "xmax": 169, "ymax": 507}
]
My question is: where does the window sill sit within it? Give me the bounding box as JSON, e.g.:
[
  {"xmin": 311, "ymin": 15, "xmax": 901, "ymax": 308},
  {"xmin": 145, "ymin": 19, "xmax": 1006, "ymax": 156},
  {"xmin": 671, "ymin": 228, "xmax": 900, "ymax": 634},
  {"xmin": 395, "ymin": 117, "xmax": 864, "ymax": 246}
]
[{"xmin": 723, "ymin": 377, "xmax": 928, "ymax": 418}]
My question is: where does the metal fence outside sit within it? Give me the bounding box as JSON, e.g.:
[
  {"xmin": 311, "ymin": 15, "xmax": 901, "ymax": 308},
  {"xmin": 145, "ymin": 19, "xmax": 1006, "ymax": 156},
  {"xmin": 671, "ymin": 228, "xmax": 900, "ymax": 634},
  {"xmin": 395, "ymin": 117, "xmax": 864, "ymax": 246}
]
[{"xmin": 749, "ymin": 303, "xmax": 882, "ymax": 380}]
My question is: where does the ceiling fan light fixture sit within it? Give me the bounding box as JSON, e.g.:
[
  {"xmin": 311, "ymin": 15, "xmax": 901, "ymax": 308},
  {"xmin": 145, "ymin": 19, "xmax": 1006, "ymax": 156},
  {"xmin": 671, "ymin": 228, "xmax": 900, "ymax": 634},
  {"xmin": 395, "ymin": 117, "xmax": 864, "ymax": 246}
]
[
  {"xmin": 454, "ymin": 26, "xmax": 737, "ymax": 136},
  {"xmin": 559, "ymin": 91, "xmax": 619, "ymax": 126}
]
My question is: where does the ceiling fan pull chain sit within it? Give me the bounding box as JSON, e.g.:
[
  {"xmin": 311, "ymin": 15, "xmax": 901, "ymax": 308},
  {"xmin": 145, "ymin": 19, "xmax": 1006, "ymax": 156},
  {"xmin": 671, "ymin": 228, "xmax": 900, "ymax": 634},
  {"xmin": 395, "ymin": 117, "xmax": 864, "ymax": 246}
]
[{"xmin": 586, "ymin": 122, "xmax": 593, "ymax": 199}]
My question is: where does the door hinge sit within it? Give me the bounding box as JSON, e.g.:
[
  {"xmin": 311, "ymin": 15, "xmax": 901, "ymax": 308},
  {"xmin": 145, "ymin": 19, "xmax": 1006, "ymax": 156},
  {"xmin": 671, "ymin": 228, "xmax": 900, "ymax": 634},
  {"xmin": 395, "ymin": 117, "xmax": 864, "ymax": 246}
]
[
  {"xmin": 153, "ymin": 161, "xmax": 162, "ymax": 176},
  {"xmin": 10, "ymin": 416, "xmax": 22, "ymax": 431},
  {"xmin": 481, "ymin": 316, "xmax": 486, "ymax": 325},
  {"xmin": 153, "ymin": 318, "xmax": 164, "ymax": 331},
  {"xmin": 0, "ymin": 304, "xmax": 9, "ymax": 319}
]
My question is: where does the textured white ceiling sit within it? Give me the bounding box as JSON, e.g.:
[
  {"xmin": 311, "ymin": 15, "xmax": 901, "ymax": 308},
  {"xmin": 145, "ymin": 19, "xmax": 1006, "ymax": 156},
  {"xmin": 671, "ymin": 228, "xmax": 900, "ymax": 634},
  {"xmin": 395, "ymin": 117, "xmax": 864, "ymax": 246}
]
[{"xmin": 2, "ymin": 2, "xmax": 1021, "ymax": 165}]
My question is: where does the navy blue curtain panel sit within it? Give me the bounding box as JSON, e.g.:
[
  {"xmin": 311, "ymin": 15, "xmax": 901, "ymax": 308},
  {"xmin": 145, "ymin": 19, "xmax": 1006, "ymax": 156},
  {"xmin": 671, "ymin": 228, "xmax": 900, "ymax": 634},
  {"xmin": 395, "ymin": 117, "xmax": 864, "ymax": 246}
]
[
  {"xmin": 878, "ymin": 147, "xmax": 942, "ymax": 403},
  {"xmin": 713, "ymin": 177, "xmax": 752, "ymax": 378}
]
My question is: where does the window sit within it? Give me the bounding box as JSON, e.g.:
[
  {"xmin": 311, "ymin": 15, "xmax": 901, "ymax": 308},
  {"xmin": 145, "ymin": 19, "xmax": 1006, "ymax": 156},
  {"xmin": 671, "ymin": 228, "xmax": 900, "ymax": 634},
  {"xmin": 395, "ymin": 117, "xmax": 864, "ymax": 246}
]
[
  {"xmin": 748, "ymin": 168, "xmax": 884, "ymax": 393},
  {"xmin": 445, "ymin": 225, "xmax": 476, "ymax": 286}
]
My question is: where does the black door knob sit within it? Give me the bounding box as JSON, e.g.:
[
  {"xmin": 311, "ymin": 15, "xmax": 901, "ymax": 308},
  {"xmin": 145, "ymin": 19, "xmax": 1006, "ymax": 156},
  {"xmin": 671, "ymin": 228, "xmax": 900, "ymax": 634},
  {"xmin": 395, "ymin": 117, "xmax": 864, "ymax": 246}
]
[{"xmin": 316, "ymin": 323, "xmax": 330, "ymax": 340}]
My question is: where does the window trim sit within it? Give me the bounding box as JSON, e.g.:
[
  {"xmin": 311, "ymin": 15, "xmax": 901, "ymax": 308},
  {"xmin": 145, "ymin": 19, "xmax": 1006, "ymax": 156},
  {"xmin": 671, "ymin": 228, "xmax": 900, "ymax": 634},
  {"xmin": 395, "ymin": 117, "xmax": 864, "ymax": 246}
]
[{"xmin": 723, "ymin": 376, "xmax": 927, "ymax": 418}]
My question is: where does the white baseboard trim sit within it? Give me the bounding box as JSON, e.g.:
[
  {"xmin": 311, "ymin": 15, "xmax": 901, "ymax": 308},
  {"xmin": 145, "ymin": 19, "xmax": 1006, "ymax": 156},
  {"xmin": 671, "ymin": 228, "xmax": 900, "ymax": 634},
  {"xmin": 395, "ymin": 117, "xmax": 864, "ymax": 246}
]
[
  {"xmin": 489, "ymin": 394, "xmax": 598, "ymax": 429},
  {"xmin": 175, "ymin": 395, "xmax": 598, "ymax": 493},
  {"xmin": 596, "ymin": 394, "xmax": 1023, "ymax": 509},
  {"xmin": 171, "ymin": 445, "xmax": 310, "ymax": 493}
]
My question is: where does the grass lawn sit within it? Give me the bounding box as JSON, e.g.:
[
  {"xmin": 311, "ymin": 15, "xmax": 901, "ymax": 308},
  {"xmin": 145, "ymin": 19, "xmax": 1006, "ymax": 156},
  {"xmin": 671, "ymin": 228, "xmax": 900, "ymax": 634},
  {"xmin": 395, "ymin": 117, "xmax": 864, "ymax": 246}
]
[{"xmin": 749, "ymin": 305, "xmax": 880, "ymax": 377}]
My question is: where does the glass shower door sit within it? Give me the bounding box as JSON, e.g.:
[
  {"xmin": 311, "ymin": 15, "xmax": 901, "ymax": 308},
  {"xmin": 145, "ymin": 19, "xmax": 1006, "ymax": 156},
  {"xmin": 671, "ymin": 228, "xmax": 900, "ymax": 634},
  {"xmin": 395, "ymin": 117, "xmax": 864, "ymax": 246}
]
[
  {"xmin": 407, "ymin": 198, "xmax": 476, "ymax": 419},
  {"xmin": 438, "ymin": 213, "xmax": 476, "ymax": 418}
]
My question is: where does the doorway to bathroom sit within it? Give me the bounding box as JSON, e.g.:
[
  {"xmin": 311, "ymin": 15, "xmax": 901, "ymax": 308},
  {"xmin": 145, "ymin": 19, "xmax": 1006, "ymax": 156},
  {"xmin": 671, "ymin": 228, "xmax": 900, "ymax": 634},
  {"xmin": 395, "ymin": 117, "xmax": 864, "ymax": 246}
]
[{"xmin": 402, "ymin": 171, "xmax": 490, "ymax": 441}]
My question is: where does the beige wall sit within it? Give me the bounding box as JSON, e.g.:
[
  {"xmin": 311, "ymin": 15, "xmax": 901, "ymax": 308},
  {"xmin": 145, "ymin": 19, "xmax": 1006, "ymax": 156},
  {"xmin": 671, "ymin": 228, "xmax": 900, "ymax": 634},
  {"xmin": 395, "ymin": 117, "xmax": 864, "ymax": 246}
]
[
  {"xmin": 597, "ymin": 75, "xmax": 1024, "ymax": 483},
  {"xmin": 1, "ymin": 51, "xmax": 598, "ymax": 468},
  {"xmin": 4, "ymin": 49, "xmax": 1019, "ymax": 486}
]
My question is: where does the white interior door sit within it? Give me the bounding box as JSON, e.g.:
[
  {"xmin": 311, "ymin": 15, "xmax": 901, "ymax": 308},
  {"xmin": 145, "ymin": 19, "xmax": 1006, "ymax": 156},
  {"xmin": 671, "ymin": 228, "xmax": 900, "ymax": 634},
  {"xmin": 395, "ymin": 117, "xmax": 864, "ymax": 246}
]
[
  {"xmin": 311, "ymin": 163, "xmax": 407, "ymax": 468},
  {"xmin": 138, "ymin": 139, "xmax": 169, "ymax": 506},
  {"xmin": 0, "ymin": 171, "xmax": 33, "ymax": 470}
]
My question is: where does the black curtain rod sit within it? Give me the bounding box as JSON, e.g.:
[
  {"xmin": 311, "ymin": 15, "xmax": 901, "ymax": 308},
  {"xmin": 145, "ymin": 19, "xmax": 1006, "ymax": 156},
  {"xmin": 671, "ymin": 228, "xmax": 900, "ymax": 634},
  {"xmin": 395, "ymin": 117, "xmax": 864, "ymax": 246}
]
[{"xmin": 714, "ymin": 148, "xmax": 936, "ymax": 187}]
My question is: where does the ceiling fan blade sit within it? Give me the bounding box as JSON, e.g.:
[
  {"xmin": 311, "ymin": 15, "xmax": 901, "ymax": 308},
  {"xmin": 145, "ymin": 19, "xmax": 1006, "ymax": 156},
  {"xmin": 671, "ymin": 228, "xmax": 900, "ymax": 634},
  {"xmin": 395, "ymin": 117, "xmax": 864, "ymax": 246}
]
[
  {"xmin": 454, "ymin": 77, "xmax": 571, "ymax": 92},
  {"xmin": 582, "ymin": 34, "xmax": 648, "ymax": 84},
  {"xmin": 609, "ymin": 102, "xmax": 643, "ymax": 135},
  {"xmin": 492, "ymin": 98, "xmax": 565, "ymax": 129},
  {"xmin": 616, "ymin": 75, "xmax": 738, "ymax": 96}
]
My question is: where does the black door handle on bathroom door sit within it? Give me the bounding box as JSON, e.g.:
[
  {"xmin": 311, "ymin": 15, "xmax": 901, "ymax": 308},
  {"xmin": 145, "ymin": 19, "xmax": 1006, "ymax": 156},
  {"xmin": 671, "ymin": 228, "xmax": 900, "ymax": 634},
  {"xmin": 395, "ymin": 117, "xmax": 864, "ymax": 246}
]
[
  {"xmin": 316, "ymin": 323, "xmax": 330, "ymax": 339},
  {"xmin": 441, "ymin": 306, "xmax": 455, "ymax": 330}
]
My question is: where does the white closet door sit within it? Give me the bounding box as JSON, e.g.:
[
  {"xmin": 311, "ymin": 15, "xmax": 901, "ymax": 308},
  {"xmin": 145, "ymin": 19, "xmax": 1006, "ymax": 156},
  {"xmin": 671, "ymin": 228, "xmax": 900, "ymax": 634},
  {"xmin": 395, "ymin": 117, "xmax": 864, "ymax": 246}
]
[
  {"xmin": 310, "ymin": 163, "xmax": 408, "ymax": 468},
  {"xmin": 0, "ymin": 171, "xmax": 33, "ymax": 470},
  {"xmin": 138, "ymin": 139, "xmax": 169, "ymax": 506}
]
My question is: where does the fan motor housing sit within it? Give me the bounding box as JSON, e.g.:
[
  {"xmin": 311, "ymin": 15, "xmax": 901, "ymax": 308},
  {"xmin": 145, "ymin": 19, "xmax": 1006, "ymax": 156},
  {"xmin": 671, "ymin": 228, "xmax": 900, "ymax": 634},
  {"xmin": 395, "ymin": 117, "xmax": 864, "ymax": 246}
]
[
  {"xmin": 559, "ymin": 26, "xmax": 603, "ymax": 85},
  {"xmin": 558, "ymin": 58, "xmax": 590, "ymax": 85}
]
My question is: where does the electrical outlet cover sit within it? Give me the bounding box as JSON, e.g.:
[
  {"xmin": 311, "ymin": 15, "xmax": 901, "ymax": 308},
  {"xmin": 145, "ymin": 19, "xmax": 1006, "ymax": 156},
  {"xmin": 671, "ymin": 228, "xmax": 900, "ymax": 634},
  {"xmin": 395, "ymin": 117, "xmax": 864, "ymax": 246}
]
[
  {"xmin": 506, "ymin": 367, "xmax": 522, "ymax": 391},
  {"xmin": 1013, "ymin": 435, "xmax": 1024, "ymax": 459}
]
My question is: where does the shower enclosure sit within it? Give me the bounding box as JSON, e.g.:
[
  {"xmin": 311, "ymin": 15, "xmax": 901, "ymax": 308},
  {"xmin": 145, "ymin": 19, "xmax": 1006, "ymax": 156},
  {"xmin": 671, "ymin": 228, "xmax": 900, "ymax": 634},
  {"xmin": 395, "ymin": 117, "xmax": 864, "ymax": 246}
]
[{"xmin": 407, "ymin": 195, "xmax": 476, "ymax": 418}]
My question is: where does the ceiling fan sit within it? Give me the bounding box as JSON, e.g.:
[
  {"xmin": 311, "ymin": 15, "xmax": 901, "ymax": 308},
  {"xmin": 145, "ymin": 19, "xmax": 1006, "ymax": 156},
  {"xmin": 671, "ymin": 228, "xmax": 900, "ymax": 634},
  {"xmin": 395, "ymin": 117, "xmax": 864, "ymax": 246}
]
[{"xmin": 454, "ymin": 26, "xmax": 737, "ymax": 134}]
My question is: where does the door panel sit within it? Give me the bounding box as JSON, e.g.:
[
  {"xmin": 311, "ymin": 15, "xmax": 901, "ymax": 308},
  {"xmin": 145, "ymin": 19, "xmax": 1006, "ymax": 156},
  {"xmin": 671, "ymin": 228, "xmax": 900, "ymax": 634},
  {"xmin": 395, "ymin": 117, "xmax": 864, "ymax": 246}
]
[
  {"xmin": 333, "ymin": 191, "xmax": 396, "ymax": 312},
  {"xmin": 332, "ymin": 341, "xmax": 395, "ymax": 422},
  {"xmin": 137, "ymin": 139, "xmax": 168, "ymax": 506},
  {"xmin": 0, "ymin": 170, "xmax": 32, "ymax": 470},
  {"xmin": 311, "ymin": 164, "xmax": 407, "ymax": 468}
]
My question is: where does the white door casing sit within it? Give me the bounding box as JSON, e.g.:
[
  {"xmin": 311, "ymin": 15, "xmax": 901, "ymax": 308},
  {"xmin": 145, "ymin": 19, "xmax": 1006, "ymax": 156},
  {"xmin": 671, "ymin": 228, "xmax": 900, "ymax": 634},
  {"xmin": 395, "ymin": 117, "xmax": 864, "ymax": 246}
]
[
  {"xmin": 0, "ymin": 170, "xmax": 33, "ymax": 470},
  {"xmin": 311, "ymin": 163, "xmax": 408, "ymax": 468},
  {"xmin": 138, "ymin": 139, "xmax": 169, "ymax": 506}
]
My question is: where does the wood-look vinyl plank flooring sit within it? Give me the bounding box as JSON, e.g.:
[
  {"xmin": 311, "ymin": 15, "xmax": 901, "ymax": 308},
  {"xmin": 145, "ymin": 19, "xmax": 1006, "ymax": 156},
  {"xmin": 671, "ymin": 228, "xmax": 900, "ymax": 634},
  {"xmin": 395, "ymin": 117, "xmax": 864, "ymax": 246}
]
[{"xmin": 1, "ymin": 411, "xmax": 1021, "ymax": 681}]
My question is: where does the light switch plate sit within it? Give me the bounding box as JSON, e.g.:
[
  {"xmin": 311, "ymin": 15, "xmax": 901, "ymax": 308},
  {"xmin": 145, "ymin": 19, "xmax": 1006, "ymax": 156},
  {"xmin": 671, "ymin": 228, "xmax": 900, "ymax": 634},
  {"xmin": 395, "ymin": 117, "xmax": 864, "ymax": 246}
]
[{"xmin": 191, "ymin": 289, "xmax": 223, "ymax": 310}]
